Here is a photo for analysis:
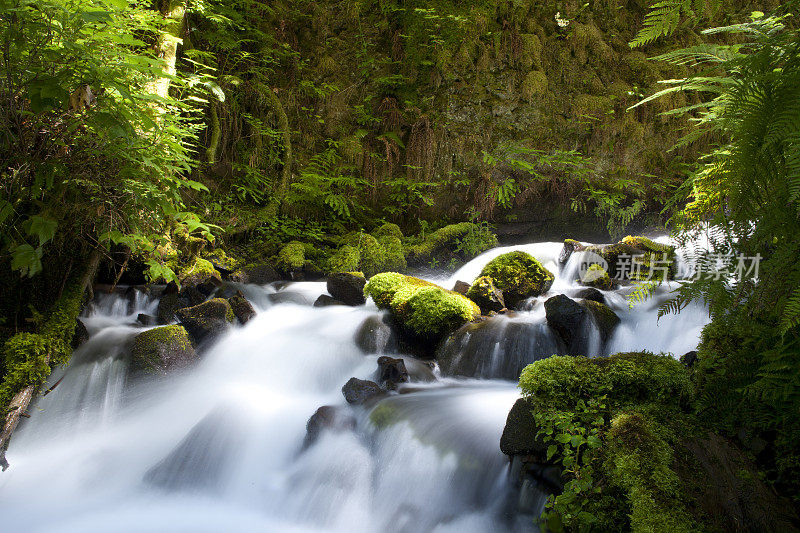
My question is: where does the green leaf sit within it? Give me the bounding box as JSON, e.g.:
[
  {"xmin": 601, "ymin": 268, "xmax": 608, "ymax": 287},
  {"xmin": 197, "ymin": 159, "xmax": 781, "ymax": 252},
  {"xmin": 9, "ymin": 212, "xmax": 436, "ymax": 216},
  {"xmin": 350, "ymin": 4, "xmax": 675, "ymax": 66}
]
[
  {"xmin": 10, "ymin": 244, "xmax": 43, "ymax": 277},
  {"xmin": 547, "ymin": 444, "xmax": 558, "ymax": 460},
  {"xmin": 24, "ymin": 215, "xmax": 57, "ymax": 246}
]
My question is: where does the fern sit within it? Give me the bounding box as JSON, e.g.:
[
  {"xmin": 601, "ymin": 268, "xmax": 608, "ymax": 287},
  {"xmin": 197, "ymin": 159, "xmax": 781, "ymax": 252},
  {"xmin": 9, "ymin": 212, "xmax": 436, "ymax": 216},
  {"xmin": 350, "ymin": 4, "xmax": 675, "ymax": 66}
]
[
  {"xmin": 630, "ymin": 0, "xmax": 721, "ymax": 48},
  {"xmin": 780, "ymin": 290, "xmax": 800, "ymax": 336}
]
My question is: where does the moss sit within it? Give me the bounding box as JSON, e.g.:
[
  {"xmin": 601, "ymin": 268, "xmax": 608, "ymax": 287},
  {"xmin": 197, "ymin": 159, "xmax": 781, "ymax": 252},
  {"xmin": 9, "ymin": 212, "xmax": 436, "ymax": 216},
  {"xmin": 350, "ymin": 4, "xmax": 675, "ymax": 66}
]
[
  {"xmin": 406, "ymin": 222, "xmax": 484, "ymax": 264},
  {"xmin": 519, "ymin": 33, "xmax": 542, "ymax": 69},
  {"xmin": 0, "ymin": 278, "xmax": 85, "ymax": 410},
  {"xmin": 341, "ymin": 232, "xmax": 385, "ymax": 277},
  {"xmin": 276, "ymin": 241, "xmax": 306, "ymax": 271},
  {"xmin": 372, "ymin": 222, "xmax": 403, "ymax": 239},
  {"xmin": 327, "ymin": 244, "xmax": 361, "ymax": 273},
  {"xmin": 203, "ymin": 248, "xmax": 244, "ymax": 272},
  {"xmin": 606, "ymin": 411, "xmax": 694, "ymax": 532},
  {"xmin": 364, "ymin": 272, "xmax": 479, "ymax": 342},
  {"xmin": 520, "ymin": 70, "xmax": 548, "ymax": 101},
  {"xmin": 377, "ymin": 235, "xmax": 407, "ymax": 272},
  {"xmin": 573, "ymin": 93, "xmax": 613, "ymax": 120},
  {"xmin": 581, "ymin": 263, "xmax": 613, "ymax": 290},
  {"xmin": 369, "ymin": 402, "xmax": 400, "ymax": 429},
  {"xmin": 466, "ymin": 275, "xmax": 504, "ymax": 313},
  {"xmin": 519, "ymin": 352, "xmax": 693, "ymax": 410},
  {"xmin": 178, "ymin": 257, "xmax": 221, "ymax": 287},
  {"xmin": 478, "ymin": 251, "xmax": 554, "ymax": 308},
  {"xmin": 622, "ymin": 235, "xmax": 674, "ymax": 254},
  {"xmin": 130, "ymin": 325, "xmax": 194, "ymax": 374}
]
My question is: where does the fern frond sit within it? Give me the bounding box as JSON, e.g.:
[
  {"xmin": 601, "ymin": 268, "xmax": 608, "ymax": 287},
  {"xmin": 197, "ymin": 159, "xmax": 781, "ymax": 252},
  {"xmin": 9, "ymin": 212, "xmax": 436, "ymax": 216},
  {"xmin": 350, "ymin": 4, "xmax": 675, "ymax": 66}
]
[{"xmin": 780, "ymin": 289, "xmax": 800, "ymax": 336}]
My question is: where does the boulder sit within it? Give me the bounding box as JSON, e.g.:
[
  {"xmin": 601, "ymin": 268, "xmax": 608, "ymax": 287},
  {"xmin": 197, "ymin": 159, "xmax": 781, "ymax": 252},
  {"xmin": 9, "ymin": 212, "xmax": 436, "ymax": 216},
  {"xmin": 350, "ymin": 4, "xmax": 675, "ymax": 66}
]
[
  {"xmin": 544, "ymin": 294, "xmax": 586, "ymax": 348},
  {"xmin": 501, "ymin": 398, "xmax": 547, "ymax": 457},
  {"xmin": 178, "ymin": 285, "xmax": 206, "ymax": 307},
  {"xmin": 228, "ymin": 291, "xmax": 256, "ymax": 324},
  {"xmin": 580, "ymin": 299, "xmax": 620, "ymax": 341},
  {"xmin": 230, "ymin": 263, "xmax": 280, "ymax": 285},
  {"xmin": 313, "ymin": 294, "xmax": 346, "ymax": 307},
  {"xmin": 341, "ymin": 377, "xmax": 385, "ymax": 405},
  {"xmin": 130, "ymin": 325, "xmax": 197, "ymax": 375},
  {"xmin": 575, "ymin": 287, "xmax": 605, "ymax": 304},
  {"xmin": 579, "ymin": 263, "xmax": 614, "ymax": 290},
  {"xmin": 559, "ymin": 238, "xmax": 580, "ymax": 265},
  {"xmin": 354, "ymin": 315, "xmax": 398, "ymax": 354},
  {"xmin": 304, "ymin": 405, "xmax": 356, "ymax": 448},
  {"xmin": 377, "ymin": 356, "xmax": 409, "ymax": 389},
  {"xmin": 175, "ymin": 298, "xmax": 235, "ymax": 344},
  {"xmin": 466, "ymin": 275, "xmax": 505, "ymax": 314},
  {"xmin": 156, "ymin": 292, "xmax": 191, "ymax": 324},
  {"xmin": 178, "ymin": 257, "xmax": 221, "ymax": 289},
  {"xmin": 71, "ymin": 319, "xmax": 89, "ymax": 349},
  {"xmin": 476, "ymin": 251, "xmax": 554, "ymax": 308},
  {"xmin": 137, "ymin": 313, "xmax": 158, "ymax": 326},
  {"xmin": 326, "ymin": 272, "xmax": 366, "ymax": 305},
  {"xmin": 452, "ymin": 280, "xmax": 470, "ymax": 295}
]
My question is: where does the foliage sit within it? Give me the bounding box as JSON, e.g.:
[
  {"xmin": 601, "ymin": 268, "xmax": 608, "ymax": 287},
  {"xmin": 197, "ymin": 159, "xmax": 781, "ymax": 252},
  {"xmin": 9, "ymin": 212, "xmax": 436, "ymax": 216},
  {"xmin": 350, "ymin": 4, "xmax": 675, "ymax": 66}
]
[
  {"xmin": 630, "ymin": 0, "xmax": 722, "ymax": 48},
  {"xmin": 477, "ymin": 251, "xmax": 554, "ymax": 308}
]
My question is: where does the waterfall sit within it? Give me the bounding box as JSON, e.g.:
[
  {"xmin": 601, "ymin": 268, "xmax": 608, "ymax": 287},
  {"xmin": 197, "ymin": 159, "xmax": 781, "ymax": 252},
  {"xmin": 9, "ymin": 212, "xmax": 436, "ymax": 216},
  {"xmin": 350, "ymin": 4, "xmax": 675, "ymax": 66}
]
[{"xmin": 0, "ymin": 237, "xmax": 709, "ymax": 532}]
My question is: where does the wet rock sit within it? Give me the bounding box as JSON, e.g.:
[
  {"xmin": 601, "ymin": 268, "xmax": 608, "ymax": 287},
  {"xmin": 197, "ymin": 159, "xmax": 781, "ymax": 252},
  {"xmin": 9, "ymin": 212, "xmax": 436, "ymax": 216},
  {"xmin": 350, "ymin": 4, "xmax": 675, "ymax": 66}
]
[
  {"xmin": 313, "ymin": 294, "xmax": 346, "ymax": 307},
  {"xmin": 303, "ymin": 405, "xmax": 356, "ymax": 448},
  {"xmin": 178, "ymin": 285, "xmax": 206, "ymax": 307},
  {"xmin": 230, "ymin": 263, "xmax": 280, "ymax": 285},
  {"xmin": 130, "ymin": 325, "xmax": 197, "ymax": 375},
  {"xmin": 137, "ymin": 313, "xmax": 158, "ymax": 326},
  {"xmin": 377, "ymin": 356, "xmax": 409, "ymax": 389},
  {"xmin": 341, "ymin": 377, "xmax": 386, "ymax": 405},
  {"xmin": 71, "ymin": 319, "xmax": 89, "ymax": 349},
  {"xmin": 175, "ymin": 298, "xmax": 235, "ymax": 344},
  {"xmin": 475, "ymin": 251, "xmax": 554, "ymax": 308},
  {"xmin": 544, "ymin": 294, "xmax": 586, "ymax": 348},
  {"xmin": 680, "ymin": 350, "xmax": 698, "ymax": 368},
  {"xmin": 196, "ymin": 279, "xmax": 220, "ymax": 297},
  {"xmin": 156, "ymin": 292, "xmax": 191, "ymax": 324},
  {"xmin": 559, "ymin": 238, "xmax": 580, "ymax": 265},
  {"xmin": 466, "ymin": 276, "xmax": 505, "ymax": 314},
  {"xmin": 452, "ymin": 280, "xmax": 470, "ymax": 295},
  {"xmin": 228, "ymin": 291, "xmax": 256, "ymax": 324},
  {"xmin": 579, "ymin": 299, "xmax": 620, "ymax": 341},
  {"xmin": 501, "ymin": 398, "xmax": 547, "ymax": 457},
  {"xmin": 575, "ymin": 287, "xmax": 605, "ymax": 304},
  {"xmin": 326, "ymin": 272, "xmax": 366, "ymax": 306},
  {"xmin": 354, "ymin": 315, "xmax": 398, "ymax": 354}
]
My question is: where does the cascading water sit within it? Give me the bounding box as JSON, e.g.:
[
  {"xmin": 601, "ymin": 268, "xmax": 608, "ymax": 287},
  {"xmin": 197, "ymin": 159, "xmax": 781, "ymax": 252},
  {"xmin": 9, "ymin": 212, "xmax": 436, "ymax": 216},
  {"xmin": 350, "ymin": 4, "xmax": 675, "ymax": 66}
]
[{"xmin": 0, "ymin": 237, "xmax": 709, "ymax": 532}]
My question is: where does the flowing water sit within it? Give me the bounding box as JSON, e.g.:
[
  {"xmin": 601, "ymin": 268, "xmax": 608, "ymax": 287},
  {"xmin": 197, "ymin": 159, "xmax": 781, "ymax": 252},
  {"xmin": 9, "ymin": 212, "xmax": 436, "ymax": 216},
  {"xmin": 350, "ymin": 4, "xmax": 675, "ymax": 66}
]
[{"xmin": 0, "ymin": 237, "xmax": 709, "ymax": 532}]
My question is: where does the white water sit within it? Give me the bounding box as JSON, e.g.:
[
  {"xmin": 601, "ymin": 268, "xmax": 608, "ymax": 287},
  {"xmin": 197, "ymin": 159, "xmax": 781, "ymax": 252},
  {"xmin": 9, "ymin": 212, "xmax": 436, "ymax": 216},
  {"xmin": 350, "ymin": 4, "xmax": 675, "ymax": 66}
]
[{"xmin": 0, "ymin": 237, "xmax": 709, "ymax": 532}]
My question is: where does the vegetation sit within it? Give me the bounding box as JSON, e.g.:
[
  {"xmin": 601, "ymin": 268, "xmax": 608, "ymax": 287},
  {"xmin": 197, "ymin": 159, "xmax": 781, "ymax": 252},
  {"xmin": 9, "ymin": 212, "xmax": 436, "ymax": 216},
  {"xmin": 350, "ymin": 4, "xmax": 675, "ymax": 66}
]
[{"xmin": 475, "ymin": 250, "xmax": 554, "ymax": 307}]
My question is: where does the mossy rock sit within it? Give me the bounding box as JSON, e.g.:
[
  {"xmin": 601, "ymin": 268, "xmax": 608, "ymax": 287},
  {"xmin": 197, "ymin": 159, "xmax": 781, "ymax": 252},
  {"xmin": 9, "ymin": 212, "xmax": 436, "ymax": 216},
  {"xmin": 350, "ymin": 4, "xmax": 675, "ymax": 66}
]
[
  {"xmin": 327, "ymin": 244, "xmax": 361, "ymax": 273},
  {"xmin": 580, "ymin": 299, "xmax": 620, "ymax": 341},
  {"xmin": 130, "ymin": 325, "xmax": 196, "ymax": 375},
  {"xmin": 174, "ymin": 298, "xmax": 235, "ymax": 344},
  {"xmin": 327, "ymin": 271, "xmax": 366, "ymax": 306},
  {"xmin": 364, "ymin": 272, "xmax": 480, "ymax": 349},
  {"xmin": 230, "ymin": 262, "xmax": 280, "ymax": 285},
  {"xmin": 228, "ymin": 292, "xmax": 256, "ymax": 324},
  {"xmin": 580, "ymin": 263, "xmax": 614, "ymax": 290},
  {"xmin": 405, "ymin": 222, "xmax": 496, "ymax": 267},
  {"xmin": 519, "ymin": 352, "xmax": 693, "ymax": 410},
  {"xmin": 466, "ymin": 275, "xmax": 505, "ymax": 314},
  {"xmin": 376, "ymin": 235, "xmax": 407, "ymax": 273},
  {"xmin": 178, "ymin": 257, "xmax": 221, "ymax": 289},
  {"xmin": 372, "ymin": 222, "xmax": 403, "ymax": 239},
  {"xmin": 276, "ymin": 241, "xmax": 306, "ymax": 277},
  {"xmin": 478, "ymin": 251, "xmax": 554, "ymax": 308},
  {"xmin": 203, "ymin": 248, "xmax": 244, "ymax": 275}
]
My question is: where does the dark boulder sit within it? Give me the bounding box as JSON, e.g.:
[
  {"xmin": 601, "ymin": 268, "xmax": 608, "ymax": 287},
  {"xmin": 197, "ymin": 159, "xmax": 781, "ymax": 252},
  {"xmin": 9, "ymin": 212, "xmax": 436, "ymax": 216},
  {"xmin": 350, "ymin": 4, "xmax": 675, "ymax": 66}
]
[
  {"xmin": 354, "ymin": 315, "xmax": 398, "ymax": 354},
  {"xmin": 575, "ymin": 287, "xmax": 605, "ymax": 304},
  {"xmin": 175, "ymin": 298, "xmax": 235, "ymax": 344},
  {"xmin": 377, "ymin": 356, "xmax": 409, "ymax": 389},
  {"xmin": 137, "ymin": 314, "xmax": 158, "ymax": 326},
  {"xmin": 230, "ymin": 263, "xmax": 280, "ymax": 285},
  {"xmin": 326, "ymin": 272, "xmax": 366, "ymax": 306},
  {"xmin": 228, "ymin": 291, "xmax": 256, "ymax": 324},
  {"xmin": 452, "ymin": 280, "xmax": 470, "ymax": 295},
  {"xmin": 304, "ymin": 405, "xmax": 356, "ymax": 448},
  {"xmin": 579, "ymin": 299, "xmax": 620, "ymax": 341},
  {"xmin": 178, "ymin": 285, "xmax": 206, "ymax": 307},
  {"xmin": 500, "ymin": 398, "xmax": 547, "ymax": 457},
  {"xmin": 313, "ymin": 294, "xmax": 346, "ymax": 307},
  {"xmin": 71, "ymin": 319, "xmax": 89, "ymax": 349},
  {"xmin": 341, "ymin": 377, "xmax": 386, "ymax": 405},
  {"xmin": 130, "ymin": 325, "xmax": 197, "ymax": 375},
  {"xmin": 466, "ymin": 276, "xmax": 505, "ymax": 314},
  {"xmin": 559, "ymin": 238, "xmax": 581, "ymax": 265},
  {"xmin": 544, "ymin": 294, "xmax": 586, "ymax": 349},
  {"xmin": 156, "ymin": 292, "xmax": 191, "ymax": 324}
]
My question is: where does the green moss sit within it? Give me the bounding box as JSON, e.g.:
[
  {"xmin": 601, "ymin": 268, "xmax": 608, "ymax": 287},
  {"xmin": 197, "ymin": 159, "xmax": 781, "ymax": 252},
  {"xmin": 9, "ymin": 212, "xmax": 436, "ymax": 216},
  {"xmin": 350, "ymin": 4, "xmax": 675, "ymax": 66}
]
[
  {"xmin": 520, "ymin": 70, "xmax": 548, "ymax": 101},
  {"xmin": 519, "ymin": 352, "xmax": 693, "ymax": 410},
  {"xmin": 178, "ymin": 257, "xmax": 221, "ymax": 287},
  {"xmin": 466, "ymin": 275, "xmax": 504, "ymax": 313},
  {"xmin": 573, "ymin": 93, "xmax": 613, "ymax": 120},
  {"xmin": 369, "ymin": 402, "xmax": 400, "ymax": 429},
  {"xmin": 581, "ymin": 263, "xmax": 613, "ymax": 290},
  {"xmin": 519, "ymin": 33, "xmax": 542, "ymax": 69},
  {"xmin": 203, "ymin": 248, "xmax": 244, "ymax": 272},
  {"xmin": 377, "ymin": 235, "xmax": 407, "ymax": 272},
  {"xmin": 372, "ymin": 222, "xmax": 403, "ymax": 239},
  {"xmin": 364, "ymin": 272, "xmax": 479, "ymax": 342},
  {"xmin": 478, "ymin": 251, "xmax": 554, "ymax": 307},
  {"xmin": 621, "ymin": 235, "xmax": 674, "ymax": 254},
  {"xmin": 406, "ymin": 222, "xmax": 487, "ymax": 264},
  {"xmin": 276, "ymin": 241, "xmax": 306, "ymax": 271},
  {"xmin": 130, "ymin": 325, "xmax": 193, "ymax": 373},
  {"xmin": 327, "ymin": 244, "xmax": 361, "ymax": 273}
]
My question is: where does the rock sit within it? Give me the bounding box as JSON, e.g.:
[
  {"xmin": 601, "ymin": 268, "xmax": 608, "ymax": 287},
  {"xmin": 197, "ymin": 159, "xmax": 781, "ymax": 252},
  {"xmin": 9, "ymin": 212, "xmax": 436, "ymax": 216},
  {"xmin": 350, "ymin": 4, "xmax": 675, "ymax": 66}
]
[
  {"xmin": 269, "ymin": 291, "xmax": 314, "ymax": 306},
  {"xmin": 544, "ymin": 294, "xmax": 586, "ymax": 348},
  {"xmin": 178, "ymin": 257, "xmax": 222, "ymax": 289},
  {"xmin": 195, "ymin": 279, "xmax": 220, "ymax": 297},
  {"xmin": 476, "ymin": 251, "xmax": 554, "ymax": 308},
  {"xmin": 313, "ymin": 294, "xmax": 346, "ymax": 307},
  {"xmin": 405, "ymin": 222, "xmax": 497, "ymax": 267},
  {"xmin": 230, "ymin": 263, "xmax": 280, "ymax": 285},
  {"xmin": 680, "ymin": 350, "xmax": 698, "ymax": 368},
  {"xmin": 326, "ymin": 272, "xmax": 366, "ymax": 305},
  {"xmin": 466, "ymin": 276, "xmax": 505, "ymax": 314},
  {"xmin": 228, "ymin": 291, "xmax": 256, "ymax": 324},
  {"xmin": 579, "ymin": 263, "xmax": 614, "ymax": 290},
  {"xmin": 363, "ymin": 273, "xmax": 480, "ymax": 352},
  {"xmin": 354, "ymin": 315, "xmax": 398, "ymax": 354},
  {"xmin": 175, "ymin": 298, "xmax": 235, "ymax": 344},
  {"xmin": 137, "ymin": 313, "xmax": 158, "ymax": 326},
  {"xmin": 575, "ymin": 287, "xmax": 605, "ymax": 304},
  {"xmin": 341, "ymin": 377, "xmax": 385, "ymax": 405},
  {"xmin": 304, "ymin": 405, "xmax": 356, "ymax": 448},
  {"xmin": 178, "ymin": 285, "xmax": 206, "ymax": 307},
  {"xmin": 559, "ymin": 238, "xmax": 580, "ymax": 265},
  {"xmin": 276, "ymin": 241, "xmax": 307, "ymax": 279},
  {"xmin": 130, "ymin": 325, "xmax": 197, "ymax": 375},
  {"xmin": 579, "ymin": 299, "xmax": 620, "ymax": 341},
  {"xmin": 71, "ymin": 319, "xmax": 89, "ymax": 349},
  {"xmin": 452, "ymin": 280, "xmax": 470, "ymax": 295},
  {"xmin": 500, "ymin": 398, "xmax": 547, "ymax": 457},
  {"xmin": 156, "ymin": 292, "xmax": 191, "ymax": 324},
  {"xmin": 377, "ymin": 356, "xmax": 409, "ymax": 389}
]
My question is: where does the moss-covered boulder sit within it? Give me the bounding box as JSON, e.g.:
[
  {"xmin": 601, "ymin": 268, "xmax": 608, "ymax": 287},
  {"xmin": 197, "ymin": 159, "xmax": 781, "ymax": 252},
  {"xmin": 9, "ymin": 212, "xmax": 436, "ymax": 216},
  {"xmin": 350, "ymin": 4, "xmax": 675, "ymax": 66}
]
[
  {"xmin": 327, "ymin": 271, "xmax": 366, "ymax": 306},
  {"xmin": 580, "ymin": 263, "xmax": 614, "ymax": 290},
  {"xmin": 328, "ymin": 232, "xmax": 406, "ymax": 277},
  {"xmin": 376, "ymin": 235, "xmax": 407, "ymax": 272},
  {"xmin": 228, "ymin": 291, "xmax": 256, "ymax": 324},
  {"xmin": 466, "ymin": 275, "xmax": 505, "ymax": 314},
  {"xmin": 372, "ymin": 222, "xmax": 403, "ymax": 239},
  {"xmin": 203, "ymin": 248, "xmax": 244, "ymax": 276},
  {"xmin": 574, "ymin": 235, "xmax": 677, "ymax": 281},
  {"xmin": 230, "ymin": 262, "xmax": 280, "ymax": 285},
  {"xmin": 327, "ymin": 244, "xmax": 360, "ymax": 273},
  {"xmin": 156, "ymin": 284, "xmax": 191, "ymax": 325},
  {"xmin": 130, "ymin": 325, "xmax": 196, "ymax": 375},
  {"xmin": 581, "ymin": 299, "xmax": 620, "ymax": 340},
  {"xmin": 364, "ymin": 272, "xmax": 480, "ymax": 351},
  {"xmin": 478, "ymin": 251, "xmax": 554, "ymax": 308},
  {"xmin": 406, "ymin": 222, "xmax": 497, "ymax": 267},
  {"xmin": 175, "ymin": 298, "xmax": 235, "ymax": 344},
  {"xmin": 178, "ymin": 257, "xmax": 221, "ymax": 289},
  {"xmin": 276, "ymin": 241, "xmax": 306, "ymax": 279}
]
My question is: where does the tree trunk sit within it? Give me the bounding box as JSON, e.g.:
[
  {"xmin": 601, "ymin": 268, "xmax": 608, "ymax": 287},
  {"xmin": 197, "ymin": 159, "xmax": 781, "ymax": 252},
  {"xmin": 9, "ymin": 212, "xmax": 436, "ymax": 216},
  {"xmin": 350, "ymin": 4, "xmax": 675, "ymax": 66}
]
[
  {"xmin": 206, "ymin": 102, "xmax": 221, "ymax": 164},
  {"xmin": 263, "ymin": 86, "xmax": 292, "ymax": 216},
  {"xmin": 146, "ymin": 0, "xmax": 187, "ymax": 99}
]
